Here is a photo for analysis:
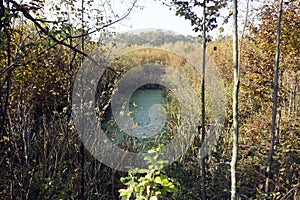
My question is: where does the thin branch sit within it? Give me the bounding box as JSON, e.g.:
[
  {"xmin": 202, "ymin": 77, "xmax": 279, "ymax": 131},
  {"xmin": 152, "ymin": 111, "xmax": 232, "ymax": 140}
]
[
  {"xmin": 67, "ymin": 0, "xmax": 138, "ymax": 39},
  {"xmin": 239, "ymin": 0, "xmax": 250, "ymax": 63},
  {"xmin": 8, "ymin": 0, "xmax": 137, "ymax": 74},
  {"xmin": 0, "ymin": 39, "xmax": 62, "ymax": 76},
  {"xmin": 34, "ymin": 18, "xmax": 68, "ymax": 23}
]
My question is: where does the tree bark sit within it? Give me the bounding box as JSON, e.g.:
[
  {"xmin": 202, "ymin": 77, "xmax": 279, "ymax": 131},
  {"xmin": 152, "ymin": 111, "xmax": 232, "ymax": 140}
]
[
  {"xmin": 231, "ymin": 0, "xmax": 239, "ymax": 199},
  {"xmin": 80, "ymin": 1, "xmax": 85, "ymax": 199},
  {"xmin": 265, "ymin": 0, "xmax": 283, "ymax": 195},
  {"xmin": 201, "ymin": 0, "xmax": 207, "ymax": 199}
]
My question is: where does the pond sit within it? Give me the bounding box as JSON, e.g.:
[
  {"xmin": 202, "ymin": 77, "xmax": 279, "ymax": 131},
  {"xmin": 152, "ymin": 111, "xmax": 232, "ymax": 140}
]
[{"xmin": 101, "ymin": 88, "xmax": 170, "ymax": 152}]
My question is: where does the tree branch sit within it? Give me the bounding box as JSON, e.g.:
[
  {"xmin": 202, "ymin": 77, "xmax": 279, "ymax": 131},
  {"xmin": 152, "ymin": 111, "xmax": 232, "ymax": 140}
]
[{"xmin": 8, "ymin": 0, "xmax": 137, "ymax": 74}]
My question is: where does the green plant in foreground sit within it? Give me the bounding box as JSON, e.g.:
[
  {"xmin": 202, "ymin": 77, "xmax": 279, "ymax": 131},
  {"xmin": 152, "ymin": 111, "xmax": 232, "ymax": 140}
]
[{"xmin": 119, "ymin": 145, "xmax": 179, "ymax": 200}]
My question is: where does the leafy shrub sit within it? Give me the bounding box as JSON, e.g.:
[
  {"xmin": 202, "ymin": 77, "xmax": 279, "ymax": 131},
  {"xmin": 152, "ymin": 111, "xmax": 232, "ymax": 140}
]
[{"xmin": 119, "ymin": 145, "xmax": 179, "ymax": 200}]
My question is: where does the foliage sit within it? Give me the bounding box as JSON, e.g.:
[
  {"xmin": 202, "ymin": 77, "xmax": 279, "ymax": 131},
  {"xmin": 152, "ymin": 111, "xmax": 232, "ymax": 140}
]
[
  {"xmin": 0, "ymin": 0, "xmax": 299, "ymax": 199},
  {"xmin": 97, "ymin": 46, "xmax": 201, "ymax": 153},
  {"xmin": 112, "ymin": 30, "xmax": 197, "ymax": 46},
  {"xmin": 0, "ymin": 0, "xmax": 138, "ymax": 199},
  {"xmin": 119, "ymin": 145, "xmax": 179, "ymax": 200},
  {"xmin": 165, "ymin": 0, "xmax": 231, "ymax": 39}
]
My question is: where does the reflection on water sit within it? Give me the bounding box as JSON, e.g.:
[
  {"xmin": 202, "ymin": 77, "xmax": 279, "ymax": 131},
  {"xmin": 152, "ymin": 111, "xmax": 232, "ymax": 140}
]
[
  {"xmin": 101, "ymin": 88, "xmax": 170, "ymax": 152},
  {"xmin": 128, "ymin": 89, "xmax": 167, "ymax": 137}
]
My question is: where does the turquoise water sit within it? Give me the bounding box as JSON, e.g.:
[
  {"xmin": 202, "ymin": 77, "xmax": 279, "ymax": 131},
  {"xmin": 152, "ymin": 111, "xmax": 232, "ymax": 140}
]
[
  {"xmin": 129, "ymin": 89, "xmax": 166, "ymax": 133},
  {"xmin": 101, "ymin": 88, "xmax": 168, "ymax": 150}
]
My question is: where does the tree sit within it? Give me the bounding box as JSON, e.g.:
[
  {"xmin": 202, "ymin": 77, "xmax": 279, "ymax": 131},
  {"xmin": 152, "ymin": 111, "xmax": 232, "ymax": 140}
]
[
  {"xmin": 112, "ymin": 30, "xmax": 196, "ymax": 46},
  {"xmin": 236, "ymin": 0, "xmax": 299, "ymax": 198},
  {"xmin": 202, "ymin": 0, "xmax": 299, "ymax": 198},
  {"xmin": 164, "ymin": 1, "xmax": 230, "ymax": 199},
  {"xmin": 265, "ymin": 0, "xmax": 283, "ymax": 195},
  {"xmin": 200, "ymin": 1, "xmax": 207, "ymax": 198},
  {"xmin": 0, "ymin": 0, "xmax": 138, "ymax": 199},
  {"xmin": 231, "ymin": 0, "xmax": 239, "ymax": 199}
]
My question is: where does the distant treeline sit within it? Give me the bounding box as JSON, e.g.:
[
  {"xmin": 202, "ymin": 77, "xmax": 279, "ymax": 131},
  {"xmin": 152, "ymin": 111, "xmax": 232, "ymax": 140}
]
[{"xmin": 111, "ymin": 29, "xmax": 200, "ymax": 46}]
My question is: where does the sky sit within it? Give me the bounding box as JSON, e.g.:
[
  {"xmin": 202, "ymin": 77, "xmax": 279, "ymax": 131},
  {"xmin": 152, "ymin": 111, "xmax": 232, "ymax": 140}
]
[
  {"xmin": 36, "ymin": 0, "xmax": 246, "ymax": 40},
  {"xmin": 110, "ymin": 0, "xmax": 235, "ymax": 38},
  {"xmin": 111, "ymin": 0, "xmax": 201, "ymax": 36},
  {"xmin": 38, "ymin": 0, "xmax": 237, "ymax": 39}
]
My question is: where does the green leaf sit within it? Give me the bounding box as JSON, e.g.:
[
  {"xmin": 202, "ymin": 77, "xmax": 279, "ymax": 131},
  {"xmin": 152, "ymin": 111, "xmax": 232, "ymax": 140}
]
[
  {"xmin": 120, "ymin": 177, "xmax": 133, "ymax": 185},
  {"xmin": 165, "ymin": 183, "xmax": 177, "ymax": 193},
  {"xmin": 137, "ymin": 169, "xmax": 148, "ymax": 174},
  {"xmin": 148, "ymin": 149, "xmax": 157, "ymax": 153},
  {"xmin": 149, "ymin": 196, "xmax": 158, "ymax": 200},
  {"xmin": 119, "ymin": 188, "xmax": 133, "ymax": 198},
  {"xmin": 135, "ymin": 186, "xmax": 144, "ymax": 194},
  {"xmin": 154, "ymin": 176, "xmax": 162, "ymax": 184},
  {"xmin": 155, "ymin": 191, "xmax": 162, "ymax": 196}
]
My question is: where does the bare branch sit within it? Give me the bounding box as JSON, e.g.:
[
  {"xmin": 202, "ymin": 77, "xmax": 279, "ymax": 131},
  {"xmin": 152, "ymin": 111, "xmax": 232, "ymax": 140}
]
[
  {"xmin": 7, "ymin": 0, "xmax": 138, "ymax": 74},
  {"xmin": 68, "ymin": 0, "xmax": 138, "ymax": 39}
]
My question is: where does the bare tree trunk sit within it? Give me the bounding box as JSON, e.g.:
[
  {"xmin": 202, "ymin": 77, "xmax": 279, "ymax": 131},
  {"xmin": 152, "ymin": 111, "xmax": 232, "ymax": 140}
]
[
  {"xmin": 80, "ymin": 0, "xmax": 85, "ymax": 199},
  {"xmin": 265, "ymin": 0, "xmax": 283, "ymax": 195},
  {"xmin": 3, "ymin": 2, "xmax": 14, "ymax": 199},
  {"xmin": 231, "ymin": 0, "xmax": 239, "ymax": 199},
  {"xmin": 201, "ymin": 0, "xmax": 207, "ymax": 199},
  {"xmin": 293, "ymin": 75, "xmax": 298, "ymax": 114}
]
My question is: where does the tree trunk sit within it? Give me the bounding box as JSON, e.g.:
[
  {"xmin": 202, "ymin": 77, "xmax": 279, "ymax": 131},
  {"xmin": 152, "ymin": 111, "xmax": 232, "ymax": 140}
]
[
  {"xmin": 231, "ymin": 0, "xmax": 239, "ymax": 199},
  {"xmin": 201, "ymin": 0, "xmax": 207, "ymax": 199},
  {"xmin": 265, "ymin": 0, "xmax": 283, "ymax": 195},
  {"xmin": 80, "ymin": 0, "xmax": 85, "ymax": 199}
]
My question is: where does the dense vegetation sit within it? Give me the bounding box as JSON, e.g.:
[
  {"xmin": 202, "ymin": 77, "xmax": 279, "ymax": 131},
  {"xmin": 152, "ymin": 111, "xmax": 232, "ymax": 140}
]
[
  {"xmin": 111, "ymin": 30, "xmax": 198, "ymax": 46},
  {"xmin": 0, "ymin": 0, "xmax": 299, "ymax": 199}
]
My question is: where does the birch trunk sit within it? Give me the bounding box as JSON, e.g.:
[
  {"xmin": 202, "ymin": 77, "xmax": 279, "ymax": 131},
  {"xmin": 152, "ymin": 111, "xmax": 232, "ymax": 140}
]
[{"xmin": 231, "ymin": 0, "xmax": 239, "ymax": 199}]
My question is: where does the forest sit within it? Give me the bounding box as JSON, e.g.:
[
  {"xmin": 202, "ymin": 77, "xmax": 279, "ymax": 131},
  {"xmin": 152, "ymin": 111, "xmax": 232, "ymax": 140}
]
[{"xmin": 0, "ymin": 0, "xmax": 299, "ymax": 199}]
